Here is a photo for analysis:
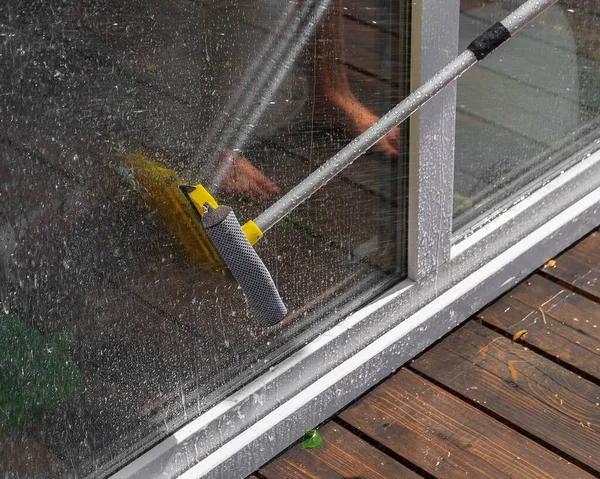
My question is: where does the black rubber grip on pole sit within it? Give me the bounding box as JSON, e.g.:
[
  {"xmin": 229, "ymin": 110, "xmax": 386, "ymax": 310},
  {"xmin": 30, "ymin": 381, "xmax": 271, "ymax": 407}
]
[
  {"xmin": 202, "ymin": 205, "xmax": 287, "ymax": 326},
  {"xmin": 467, "ymin": 22, "xmax": 511, "ymax": 60}
]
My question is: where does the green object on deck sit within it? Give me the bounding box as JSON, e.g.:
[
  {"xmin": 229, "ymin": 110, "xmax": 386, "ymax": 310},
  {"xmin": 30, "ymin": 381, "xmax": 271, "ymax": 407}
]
[
  {"xmin": 0, "ymin": 313, "xmax": 83, "ymax": 432},
  {"xmin": 301, "ymin": 429, "xmax": 323, "ymax": 449}
]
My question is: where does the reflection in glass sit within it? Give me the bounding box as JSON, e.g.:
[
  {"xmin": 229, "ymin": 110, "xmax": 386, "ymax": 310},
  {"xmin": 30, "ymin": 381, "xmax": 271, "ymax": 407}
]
[
  {"xmin": 454, "ymin": 0, "xmax": 600, "ymax": 233},
  {"xmin": 0, "ymin": 0, "xmax": 408, "ymax": 476}
]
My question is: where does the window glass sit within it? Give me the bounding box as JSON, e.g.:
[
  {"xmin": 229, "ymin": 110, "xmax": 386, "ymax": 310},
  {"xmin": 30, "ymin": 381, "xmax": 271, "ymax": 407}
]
[
  {"xmin": 0, "ymin": 0, "xmax": 409, "ymax": 476},
  {"xmin": 454, "ymin": 0, "xmax": 600, "ymax": 233}
]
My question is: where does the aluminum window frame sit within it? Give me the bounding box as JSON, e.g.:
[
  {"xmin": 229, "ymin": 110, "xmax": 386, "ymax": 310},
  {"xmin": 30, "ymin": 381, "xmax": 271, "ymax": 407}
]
[
  {"xmin": 112, "ymin": 2, "xmax": 600, "ymax": 478},
  {"xmin": 408, "ymin": 0, "xmax": 460, "ymax": 280}
]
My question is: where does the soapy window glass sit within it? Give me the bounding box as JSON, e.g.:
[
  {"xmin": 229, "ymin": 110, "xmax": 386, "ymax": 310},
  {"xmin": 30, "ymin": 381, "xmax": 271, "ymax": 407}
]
[
  {"xmin": 0, "ymin": 0, "xmax": 409, "ymax": 476},
  {"xmin": 453, "ymin": 0, "xmax": 600, "ymax": 233}
]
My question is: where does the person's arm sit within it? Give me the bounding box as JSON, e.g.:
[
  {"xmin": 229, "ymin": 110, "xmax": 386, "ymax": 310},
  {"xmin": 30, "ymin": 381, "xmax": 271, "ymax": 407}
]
[{"xmin": 312, "ymin": 0, "xmax": 401, "ymax": 158}]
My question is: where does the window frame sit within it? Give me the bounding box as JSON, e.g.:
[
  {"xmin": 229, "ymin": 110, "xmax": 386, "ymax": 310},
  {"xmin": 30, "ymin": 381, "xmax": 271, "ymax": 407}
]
[{"xmin": 112, "ymin": 1, "xmax": 600, "ymax": 477}]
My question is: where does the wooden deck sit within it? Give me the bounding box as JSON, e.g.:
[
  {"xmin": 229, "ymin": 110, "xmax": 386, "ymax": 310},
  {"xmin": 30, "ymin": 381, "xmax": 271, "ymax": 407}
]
[{"xmin": 253, "ymin": 228, "xmax": 600, "ymax": 479}]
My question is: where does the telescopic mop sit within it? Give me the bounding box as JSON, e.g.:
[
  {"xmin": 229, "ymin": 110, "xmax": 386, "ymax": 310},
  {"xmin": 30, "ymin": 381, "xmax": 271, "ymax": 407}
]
[{"xmin": 141, "ymin": 0, "xmax": 559, "ymax": 326}]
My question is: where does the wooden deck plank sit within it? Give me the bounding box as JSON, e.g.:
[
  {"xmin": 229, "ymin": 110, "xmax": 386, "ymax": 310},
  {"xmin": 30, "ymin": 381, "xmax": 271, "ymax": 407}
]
[
  {"xmin": 260, "ymin": 444, "xmax": 346, "ymax": 479},
  {"xmin": 302, "ymin": 422, "xmax": 423, "ymax": 479},
  {"xmin": 504, "ymin": 275, "xmax": 600, "ymax": 341},
  {"xmin": 543, "ymin": 232, "xmax": 600, "ymax": 300},
  {"xmin": 259, "ymin": 421, "xmax": 423, "ymax": 479},
  {"xmin": 339, "ymin": 368, "xmax": 593, "ymax": 479},
  {"xmin": 479, "ymin": 295, "xmax": 600, "ymax": 380},
  {"xmin": 412, "ymin": 321, "xmax": 600, "ymax": 472},
  {"xmin": 478, "ymin": 275, "xmax": 600, "ymax": 380}
]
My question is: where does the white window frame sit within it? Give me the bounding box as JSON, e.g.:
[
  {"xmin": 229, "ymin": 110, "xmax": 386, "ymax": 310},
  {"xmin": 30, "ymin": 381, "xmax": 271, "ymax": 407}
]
[{"xmin": 112, "ymin": 1, "xmax": 600, "ymax": 477}]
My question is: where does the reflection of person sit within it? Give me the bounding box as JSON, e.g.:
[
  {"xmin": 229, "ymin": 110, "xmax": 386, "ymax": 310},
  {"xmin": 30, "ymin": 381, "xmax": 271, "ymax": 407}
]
[{"xmin": 220, "ymin": 0, "xmax": 401, "ymax": 199}]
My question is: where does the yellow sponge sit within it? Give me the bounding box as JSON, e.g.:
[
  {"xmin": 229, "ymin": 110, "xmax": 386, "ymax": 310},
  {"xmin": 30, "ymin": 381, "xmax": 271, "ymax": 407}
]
[{"xmin": 123, "ymin": 153, "xmax": 223, "ymax": 272}]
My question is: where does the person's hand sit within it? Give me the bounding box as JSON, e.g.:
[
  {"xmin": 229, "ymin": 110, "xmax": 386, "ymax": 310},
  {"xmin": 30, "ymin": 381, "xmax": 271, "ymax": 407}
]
[{"xmin": 220, "ymin": 150, "xmax": 281, "ymax": 199}]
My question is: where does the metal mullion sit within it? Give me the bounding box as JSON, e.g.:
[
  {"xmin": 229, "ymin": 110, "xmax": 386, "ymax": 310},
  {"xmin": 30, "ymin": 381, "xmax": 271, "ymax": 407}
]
[{"xmin": 407, "ymin": 0, "xmax": 460, "ymax": 280}]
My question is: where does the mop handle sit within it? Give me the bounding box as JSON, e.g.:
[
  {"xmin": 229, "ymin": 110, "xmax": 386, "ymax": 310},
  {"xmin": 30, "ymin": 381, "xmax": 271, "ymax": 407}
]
[{"xmin": 253, "ymin": 0, "xmax": 558, "ymax": 234}]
